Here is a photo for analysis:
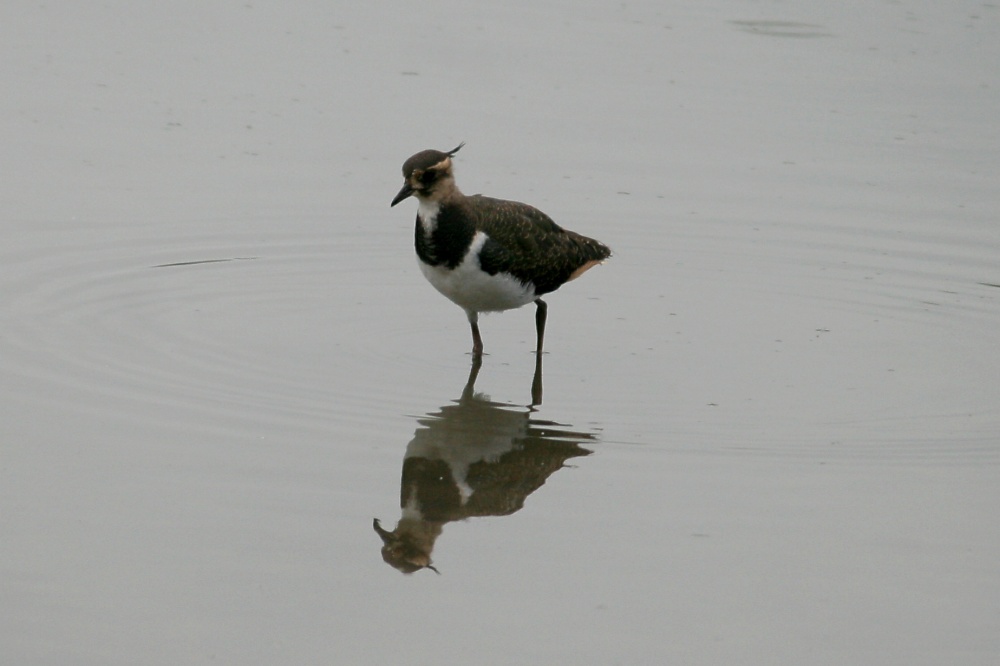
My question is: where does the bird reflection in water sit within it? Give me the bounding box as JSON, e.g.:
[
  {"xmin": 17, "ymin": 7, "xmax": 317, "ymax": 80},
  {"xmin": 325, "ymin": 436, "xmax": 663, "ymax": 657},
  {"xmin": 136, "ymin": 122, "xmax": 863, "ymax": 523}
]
[{"xmin": 373, "ymin": 356, "xmax": 595, "ymax": 573}]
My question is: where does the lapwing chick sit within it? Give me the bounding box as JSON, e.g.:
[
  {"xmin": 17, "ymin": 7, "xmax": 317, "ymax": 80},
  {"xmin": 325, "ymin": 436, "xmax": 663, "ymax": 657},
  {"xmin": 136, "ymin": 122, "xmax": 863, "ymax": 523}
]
[{"xmin": 390, "ymin": 144, "xmax": 610, "ymax": 356}]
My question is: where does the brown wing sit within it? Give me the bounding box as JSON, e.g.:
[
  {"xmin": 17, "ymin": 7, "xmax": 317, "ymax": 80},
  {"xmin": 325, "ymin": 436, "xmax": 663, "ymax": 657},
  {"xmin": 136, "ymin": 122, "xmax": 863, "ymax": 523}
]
[{"xmin": 466, "ymin": 195, "xmax": 611, "ymax": 295}]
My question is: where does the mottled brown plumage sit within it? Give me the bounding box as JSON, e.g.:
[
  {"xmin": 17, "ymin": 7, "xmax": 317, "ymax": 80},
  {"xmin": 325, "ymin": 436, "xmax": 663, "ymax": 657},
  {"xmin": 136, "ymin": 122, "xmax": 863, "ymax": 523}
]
[
  {"xmin": 391, "ymin": 144, "xmax": 610, "ymax": 355},
  {"xmin": 459, "ymin": 194, "xmax": 609, "ymax": 295}
]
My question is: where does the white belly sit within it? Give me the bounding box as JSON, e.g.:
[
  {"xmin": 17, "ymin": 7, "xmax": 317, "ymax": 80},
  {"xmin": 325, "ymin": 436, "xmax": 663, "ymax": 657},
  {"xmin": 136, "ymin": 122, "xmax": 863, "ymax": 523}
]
[{"xmin": 419, "ymin": 232, "xmax": 536, "ymax": 314}]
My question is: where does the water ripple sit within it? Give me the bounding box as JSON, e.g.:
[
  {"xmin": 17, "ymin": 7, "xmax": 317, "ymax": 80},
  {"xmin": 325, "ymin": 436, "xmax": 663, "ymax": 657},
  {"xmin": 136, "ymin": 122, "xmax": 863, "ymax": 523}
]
[{"xmin": 1, "ymin": 217, "xmax": 414, "ymax": 437}]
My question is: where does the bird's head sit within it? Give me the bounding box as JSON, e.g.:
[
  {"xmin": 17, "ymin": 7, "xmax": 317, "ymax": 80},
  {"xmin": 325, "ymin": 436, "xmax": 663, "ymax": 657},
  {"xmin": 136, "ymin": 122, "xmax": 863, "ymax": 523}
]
[{"xmin": 390, "ymin": 142, "xmax": 464, "ymax": 207}]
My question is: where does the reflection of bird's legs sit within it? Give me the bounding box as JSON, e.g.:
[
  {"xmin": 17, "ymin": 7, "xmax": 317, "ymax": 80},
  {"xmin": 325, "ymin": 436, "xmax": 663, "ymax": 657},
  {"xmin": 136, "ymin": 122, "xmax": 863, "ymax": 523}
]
[{"xmin": 461, "ymin": 353, "xmax": 484, "ymax": 402}]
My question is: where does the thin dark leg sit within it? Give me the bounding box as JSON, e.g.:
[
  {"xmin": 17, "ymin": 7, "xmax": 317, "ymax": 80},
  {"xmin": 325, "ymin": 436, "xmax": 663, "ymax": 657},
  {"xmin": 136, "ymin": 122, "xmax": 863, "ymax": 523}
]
[
  {"xmin": 534, "ymin": 298, "xmax": 547, "ymax": 355},
  {"xmin": 471, "ymin": 322, "xmax": 483, "ymax": 356},
  {"xmin": 530, "ymin": 350, "xmax": 543, "ymax": 407}
]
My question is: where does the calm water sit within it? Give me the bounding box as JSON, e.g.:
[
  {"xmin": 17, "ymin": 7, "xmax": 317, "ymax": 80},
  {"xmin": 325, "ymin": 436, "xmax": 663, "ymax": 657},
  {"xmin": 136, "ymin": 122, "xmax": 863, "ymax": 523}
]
[{"xmin": 2, "ymin": 2, "xmax": 998, "ymax": 664}]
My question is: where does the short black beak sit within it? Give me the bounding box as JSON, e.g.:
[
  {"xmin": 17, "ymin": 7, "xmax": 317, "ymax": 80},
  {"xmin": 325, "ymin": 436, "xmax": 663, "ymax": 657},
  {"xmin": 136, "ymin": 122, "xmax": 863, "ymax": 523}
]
[
  {"xmin": 390, "ymin": 182, "xmax": 414, "ymax": 207},
  {"xmin": 373, "ymin": 518, "xmax": 393, "ymax": 544}
]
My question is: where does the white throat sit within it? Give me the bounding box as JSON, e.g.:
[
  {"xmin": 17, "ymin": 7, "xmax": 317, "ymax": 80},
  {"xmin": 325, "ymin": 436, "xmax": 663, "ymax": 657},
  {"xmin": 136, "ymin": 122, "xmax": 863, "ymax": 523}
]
[{"xmin": 417, "ymin": 198, "xmax": 441, "ymax": 236}]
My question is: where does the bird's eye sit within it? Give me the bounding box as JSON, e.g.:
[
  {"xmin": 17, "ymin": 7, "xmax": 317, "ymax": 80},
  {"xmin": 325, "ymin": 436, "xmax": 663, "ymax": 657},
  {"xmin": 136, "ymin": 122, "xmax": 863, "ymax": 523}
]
[{"xmin": 420, "ymin": 170, "xmax": 436, "ymax": 184}]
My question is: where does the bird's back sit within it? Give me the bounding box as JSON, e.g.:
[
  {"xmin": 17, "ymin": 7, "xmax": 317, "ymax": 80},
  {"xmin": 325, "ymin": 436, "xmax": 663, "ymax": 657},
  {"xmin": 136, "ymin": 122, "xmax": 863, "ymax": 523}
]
[{"xmin": 463, "ymin": 195, "xmax": 611, "ymax": 295}]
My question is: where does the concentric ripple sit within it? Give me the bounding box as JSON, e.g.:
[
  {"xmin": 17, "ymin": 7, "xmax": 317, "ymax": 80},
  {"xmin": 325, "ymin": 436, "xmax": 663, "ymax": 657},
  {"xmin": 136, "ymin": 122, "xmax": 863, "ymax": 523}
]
[{"xmin": 0, "ymin": 216, "xmax": 423, "ymax": 438}]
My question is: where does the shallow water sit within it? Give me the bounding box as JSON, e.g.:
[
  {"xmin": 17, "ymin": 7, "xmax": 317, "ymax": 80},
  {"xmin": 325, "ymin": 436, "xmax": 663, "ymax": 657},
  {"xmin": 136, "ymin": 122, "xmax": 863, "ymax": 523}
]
[{"xmin": 2, "ymin": 2, "xmax": 999, "ymax": 664}]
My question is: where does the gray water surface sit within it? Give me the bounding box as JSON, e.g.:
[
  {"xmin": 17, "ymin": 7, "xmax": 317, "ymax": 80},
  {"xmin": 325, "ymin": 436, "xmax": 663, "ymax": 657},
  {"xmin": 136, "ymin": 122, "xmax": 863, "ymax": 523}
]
[{"xmin": 2, "ymin": 2, "xmax": 998, "ymax": 664}]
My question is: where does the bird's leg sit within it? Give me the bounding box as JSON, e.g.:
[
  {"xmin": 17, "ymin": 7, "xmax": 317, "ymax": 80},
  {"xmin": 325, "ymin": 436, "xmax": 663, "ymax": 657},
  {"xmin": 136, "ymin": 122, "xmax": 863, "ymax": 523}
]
[
  {"xmin": 534, "ymin": 298, "xmax": 547, "ymax": 355},
  {"xmin": 471, "ymin": 322, "xmax": 484, "ymax": 356},
  {"xmin": 467, "ymin": 311, "xmax": 484, "ymax": 356},
  {"xmin": 530, "ymin": 349, "xmax": 543, "ymax": 407}
]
